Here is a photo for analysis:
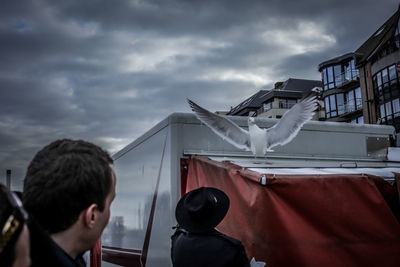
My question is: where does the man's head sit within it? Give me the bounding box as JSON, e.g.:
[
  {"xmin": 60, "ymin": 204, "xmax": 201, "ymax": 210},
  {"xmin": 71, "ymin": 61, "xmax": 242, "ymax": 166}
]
[{"xmin": 23, "ymin": 139, "xmax": 115, "ymax": 237}]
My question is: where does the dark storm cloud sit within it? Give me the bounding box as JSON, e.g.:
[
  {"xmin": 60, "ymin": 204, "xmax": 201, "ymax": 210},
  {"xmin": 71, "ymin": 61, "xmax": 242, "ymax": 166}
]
[{"xmin": 0, "ymin": 0, "xmax": 399, "ymax": 189}]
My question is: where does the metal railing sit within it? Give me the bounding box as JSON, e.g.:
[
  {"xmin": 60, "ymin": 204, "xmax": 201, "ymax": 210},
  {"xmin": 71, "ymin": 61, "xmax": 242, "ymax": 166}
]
[
  {"xmin": 257, "ymin": 102, "xmax": 296, "ymax": 115},
  {"xmin": 334, "ymin": 70, "xmax": 360, "ymax": 87},
  {"xmin": 278, "ymin": 102, "xmax": 297, "ymax": 109},
  {"xmin": 378, "ymin": 111, "xmax": 400, "ymax": 123},
  {"xmin": 337, "ymin": 98, "xmax": 362, "ymax": 114}
]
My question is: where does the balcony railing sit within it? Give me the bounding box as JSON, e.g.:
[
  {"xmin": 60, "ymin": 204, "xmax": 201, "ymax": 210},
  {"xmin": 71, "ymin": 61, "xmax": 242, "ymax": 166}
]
[
  {"xmin": 334, "ymin": 70, "xmax": 360, "ymax": 87},
  {"xmin": 278, "ymin": 102, "xmax": 297, "ymax": 109},
  {"xmin": 378, "ymin": 111, "xmax": 400, "ymax": 123},
  {"xmin": 337, "ymin": 98, "xmax": 362, "ymax": 115},
  {"xmin": 257, "ymin": 102, "xmax": 297, "ymax": 115}
]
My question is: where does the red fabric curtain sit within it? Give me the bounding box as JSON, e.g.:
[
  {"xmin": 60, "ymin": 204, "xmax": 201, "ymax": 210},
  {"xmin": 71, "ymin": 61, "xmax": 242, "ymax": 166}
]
[
  {"xmin": 185, "ymin": 156, "xmax": 400, "ymax": 267},
  {"xmin": 90, "ymin": 238, "xmax": 102, "ymax": 267}
]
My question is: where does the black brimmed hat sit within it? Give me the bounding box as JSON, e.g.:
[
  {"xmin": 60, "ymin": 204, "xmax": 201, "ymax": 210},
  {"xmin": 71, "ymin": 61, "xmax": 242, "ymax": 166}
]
[{"xmin": 175, "ymin": 187, "xmax": 230, "ymax": 233}]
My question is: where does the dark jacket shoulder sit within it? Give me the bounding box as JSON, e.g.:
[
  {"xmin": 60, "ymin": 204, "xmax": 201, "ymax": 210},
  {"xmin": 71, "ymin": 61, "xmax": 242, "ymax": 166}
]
[
  {"xmin": 213, "ymin": 230, "xmax": 242, "ymax": 246},
  {"xmin": 28, "ymin": 218, "xmax": 86, "ymax": 267},
  {"xmin": 171, "ymin": 228, "xmax": 250, "ymax": 267}
]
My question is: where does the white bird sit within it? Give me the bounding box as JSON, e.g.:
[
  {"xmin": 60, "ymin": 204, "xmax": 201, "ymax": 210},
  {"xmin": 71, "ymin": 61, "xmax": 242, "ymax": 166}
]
[
  {"xmin": 187, "ymin": 97, "xmax": 318, "ymax": 157},
  {"xmin": 250, "ymin": 257, "xmax": 266, "ymax": 267}
]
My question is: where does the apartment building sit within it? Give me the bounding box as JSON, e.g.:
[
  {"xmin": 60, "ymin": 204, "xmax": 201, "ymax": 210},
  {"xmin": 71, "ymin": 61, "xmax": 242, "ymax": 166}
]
[
  {"xmin": 355, "ymin": 7, "xmax": 400, "ymax": 131},
  {"xmin": 318, "ymin": 53, "xmax": 363, "ymax": 123},
  {"xmin": 226, "ymin": 78, "xmax": 322, "ymax": 119}
]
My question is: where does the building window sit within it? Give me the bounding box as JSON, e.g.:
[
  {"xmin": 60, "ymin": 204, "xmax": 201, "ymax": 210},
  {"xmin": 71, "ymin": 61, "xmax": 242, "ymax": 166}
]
[
  {"xmin": 374, "ymin": 64, "xmax": 400, "ymax": 125},
  {"xmin": 393, "ymin": 98, "xmax": 400, "ymax": 117},
  {"xmin": 337, "ymin": 94, "xmax": 345, "ymax": 115},
  {"xmin": 346, "ymin": 90, "xmax": 355, "ymax": 113},
  {"xmin": 322, "ymin": 68, "xmax": 327, "ymax": 90},
  {"xmin": 382, "ymin": 68, "xmax": 389, "ymax": 94},
  {"xmin": 324, "ymin": 94, "xmax": 339, "ymax": 118},
  {"xmin": 386, "ymin": 102, "xmax": 393, "ymax": 120},
  {"xmin": 325, "ymin": 88, "xmax": 362, "ymax": 119},
  {"xmin": 345, "ymin": 87, "xmax": 362, "ymax": 113},
  {"xmin": 325, "ymin": 97, "xmax": 330, "ymax": 118},
  {"xmin": 330, "ymin": 94, "xmax": 337, "ymax": 117},
  {"xmin": 378, "ymin": 98, "xmax": 400, "ymax": 123},
  {"xmin": 334, "ymin": 64, "xmax": 342, "ymax": 87},
  {"xmin": 327, "ymin": 66, "xmax": 334, "ymax": 89},
  {"xmin": 278, "ymin": 98, "xmax": 297, "ymax": 109},
  {"xmin": 263, "ymin": 101, "xmax": 273, "ymax": 111},
  {"xmin": 389, "ymin": 65, "xmax": 397, "ymax": 85},
  {"xmin": 257, "ymin": 100, "xmax": 275, "ymax": 115},
  {"xmin": 321, "ymin": 59, "xmax": 359, "ymax": 91},
  {"xmin": 344, "ymin": 61, "xmax": 352, "ymax": 81},
  {"xmin": 322, "ymin": 66, "xmax": 335, "ymax": 90},
  {"xmin": 376, "ymin": 72, "xmax": 383, "ymax": 93},
  {"xmin": 345, "ymin": 60, "xmax": 359, "ymax": 81},
  {"xmin": 355, "ymin": 87, "xmax": 362, "ymax": 110},
  {"xmin": 380, "ymin": 104, "xmax": 386, "ymax": 122}
]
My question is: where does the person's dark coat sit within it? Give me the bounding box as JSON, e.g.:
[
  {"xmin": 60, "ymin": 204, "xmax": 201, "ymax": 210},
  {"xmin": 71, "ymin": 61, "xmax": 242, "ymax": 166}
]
[
  {"xmin": 171, "ymin": 228, "xmax": 251, "ymax": 267},
  {"xmin": 28, "ymin": 218, "xmax": 86, "ymax": 267}
]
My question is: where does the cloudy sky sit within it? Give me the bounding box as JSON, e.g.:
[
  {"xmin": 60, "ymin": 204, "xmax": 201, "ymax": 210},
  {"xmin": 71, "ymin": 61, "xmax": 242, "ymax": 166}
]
[{"xmin": 0, "ymin": 0, "xmax": 398, "ymax": 189}]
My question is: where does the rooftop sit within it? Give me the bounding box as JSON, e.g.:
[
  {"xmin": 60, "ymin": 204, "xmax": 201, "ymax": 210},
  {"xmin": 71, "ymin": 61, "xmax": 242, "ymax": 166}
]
[
  {"xmin": 227, "ymin": 78, "xmax": 322, "ymax": 115},
  {"xmin": 318, "ymin": 52, "xmax": 356, "ymax": 71},
  {"xmin": 355, "ymin": 7, "xmax": 400, "ymax": 66}
]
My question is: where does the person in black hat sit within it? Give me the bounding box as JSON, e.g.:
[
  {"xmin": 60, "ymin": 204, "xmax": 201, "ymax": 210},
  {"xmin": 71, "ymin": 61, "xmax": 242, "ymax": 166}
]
[{"xmin": 171, "ymin": 187, "xmax": 251, "ymax": 267}]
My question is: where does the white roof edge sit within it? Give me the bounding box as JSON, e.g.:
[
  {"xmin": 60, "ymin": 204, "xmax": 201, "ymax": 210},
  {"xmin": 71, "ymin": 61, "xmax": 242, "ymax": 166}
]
[{"xmin": 249, "ymin": 167, "xmax": 399, "ymax": 179}]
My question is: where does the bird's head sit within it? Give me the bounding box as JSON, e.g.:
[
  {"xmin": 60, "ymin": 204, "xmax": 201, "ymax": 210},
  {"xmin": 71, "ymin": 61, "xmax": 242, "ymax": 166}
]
[{"xmin": 248, "ymin": 117, "xmax": 256, "ymax": 125}]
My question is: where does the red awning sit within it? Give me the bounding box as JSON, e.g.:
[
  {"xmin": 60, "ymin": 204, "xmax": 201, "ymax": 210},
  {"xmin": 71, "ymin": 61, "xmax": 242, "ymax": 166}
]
[{"xmin": 184, "ymin": 155, "xmax": 400, "ymax": 266}]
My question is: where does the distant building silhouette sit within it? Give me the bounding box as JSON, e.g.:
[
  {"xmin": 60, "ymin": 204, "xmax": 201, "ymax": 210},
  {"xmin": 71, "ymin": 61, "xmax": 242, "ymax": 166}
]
[{"xmin": 226, "ymin": 78, "xmax": 322, "ymax": 119}]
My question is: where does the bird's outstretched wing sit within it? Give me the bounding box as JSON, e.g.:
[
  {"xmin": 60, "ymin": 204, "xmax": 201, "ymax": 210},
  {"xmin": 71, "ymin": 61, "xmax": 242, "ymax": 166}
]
[
  {"xmin": 188, "ymin": 99, "xmax": 251, "ymax": 150},
  {"xmin": 266, "ymin": 97, "xmax": 317, "ymax": 149}
]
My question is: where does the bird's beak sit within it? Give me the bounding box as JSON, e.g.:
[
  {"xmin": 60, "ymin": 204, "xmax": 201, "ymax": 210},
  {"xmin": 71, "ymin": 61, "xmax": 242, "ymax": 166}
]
[{"xmin": 251, "ymin": 121, "xmax": 256, "ymax": 125}]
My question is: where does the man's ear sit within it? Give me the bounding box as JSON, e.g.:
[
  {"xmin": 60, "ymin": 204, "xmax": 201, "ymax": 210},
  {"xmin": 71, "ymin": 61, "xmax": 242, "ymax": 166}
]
[{"xmin": 84, "ymin": 204, "xmax": 98, "ymax": 229}]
